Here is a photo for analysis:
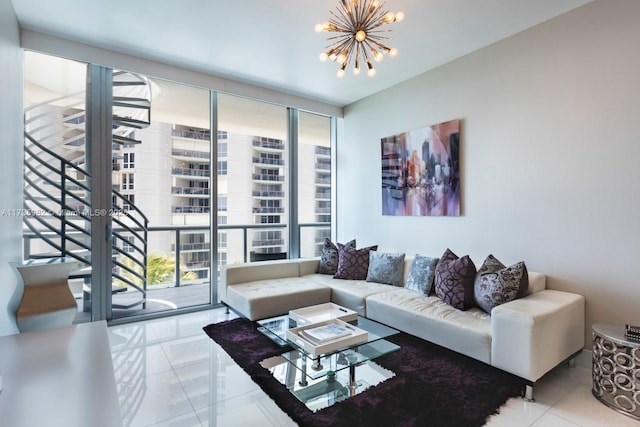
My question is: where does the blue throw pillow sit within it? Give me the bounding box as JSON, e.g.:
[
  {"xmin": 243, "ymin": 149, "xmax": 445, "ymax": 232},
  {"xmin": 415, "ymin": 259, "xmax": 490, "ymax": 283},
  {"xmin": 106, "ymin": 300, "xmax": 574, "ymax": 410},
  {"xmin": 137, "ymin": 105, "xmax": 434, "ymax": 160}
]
[
  {"xmin": 366, "ymin": 252, "xmax": 406, "ymax": 287},
  {"xmin": 405, "ymin": 255, "xmax": 439, "ymax": 295}
]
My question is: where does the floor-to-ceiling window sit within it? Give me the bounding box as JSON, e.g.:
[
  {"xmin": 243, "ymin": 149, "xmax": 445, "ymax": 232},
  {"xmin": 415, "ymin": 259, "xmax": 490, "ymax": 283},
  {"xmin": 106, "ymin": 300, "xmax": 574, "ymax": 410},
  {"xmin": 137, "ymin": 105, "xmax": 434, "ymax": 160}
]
[
  {"xmin": 217, "ymin": 94, "xmax": 289, "ymax": 265},
  {"xmin": 23, "ymin": 51, "xmax": 334, "ymax": 323},
  {"xmin": 298, "ymin": 111, "xmax": 332, "ymax": 257}
]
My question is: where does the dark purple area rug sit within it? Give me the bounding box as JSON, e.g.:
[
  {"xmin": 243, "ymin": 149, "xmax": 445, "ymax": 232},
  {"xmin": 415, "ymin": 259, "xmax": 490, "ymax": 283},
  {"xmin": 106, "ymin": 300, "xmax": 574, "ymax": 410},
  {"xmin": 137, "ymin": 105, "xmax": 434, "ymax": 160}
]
[{"xmin": 203, "ymin": 318, "xmax": 523, "ymax": 427}]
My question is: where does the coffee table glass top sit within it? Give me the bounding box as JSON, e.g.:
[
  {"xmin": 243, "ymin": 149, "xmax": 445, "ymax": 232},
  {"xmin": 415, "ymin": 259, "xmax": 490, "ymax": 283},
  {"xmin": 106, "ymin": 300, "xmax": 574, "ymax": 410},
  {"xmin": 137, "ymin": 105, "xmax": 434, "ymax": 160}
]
[
  {"xmin": 258, "ymin": 315, "xmax": 398, "ymax": 350},
  {"xmin": 257, "ymin": 311, "xmax": 400, "ymax": 412},
  {"xmin": 257, "ymin": 314, "xmax": 400, "ymax": 380}
]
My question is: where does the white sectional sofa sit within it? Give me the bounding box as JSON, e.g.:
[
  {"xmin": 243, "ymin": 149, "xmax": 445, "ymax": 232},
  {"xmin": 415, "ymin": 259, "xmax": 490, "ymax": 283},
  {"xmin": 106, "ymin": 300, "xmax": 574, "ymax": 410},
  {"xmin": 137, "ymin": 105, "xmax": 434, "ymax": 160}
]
[{"xmin": 219, "ymin": 256, "xmax": 585, "ymax": 396}]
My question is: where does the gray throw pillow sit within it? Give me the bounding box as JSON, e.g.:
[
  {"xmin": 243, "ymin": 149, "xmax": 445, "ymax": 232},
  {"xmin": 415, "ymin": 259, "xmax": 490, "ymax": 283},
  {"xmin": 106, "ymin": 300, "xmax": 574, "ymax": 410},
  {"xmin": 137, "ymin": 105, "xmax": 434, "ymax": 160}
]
[
  {"xmin": 474, "ymin": 254, "xmax": 529, "ymax": 313},
  {"xmin": 318, "ymin": 238, "xmax": 356, "ymax": 274},
  {"xmin": 405, "ymin": 255, "xmax": 439, "ymax": 295},
  {"xmin": 366, "ymin": 252, "xmax": 406, "ymax": 287}
]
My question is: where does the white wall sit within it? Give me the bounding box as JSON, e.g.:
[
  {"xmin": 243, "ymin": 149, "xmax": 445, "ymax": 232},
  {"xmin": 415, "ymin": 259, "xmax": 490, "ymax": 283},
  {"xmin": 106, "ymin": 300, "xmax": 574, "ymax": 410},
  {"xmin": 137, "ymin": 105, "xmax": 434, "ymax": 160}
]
[
  {"xmin": 340, "ymin": 0, "xmax": 640, "ymax": 346},
  {"xmin": 0, "ymin": 0, "xmax": 24, "ymax": 336}
]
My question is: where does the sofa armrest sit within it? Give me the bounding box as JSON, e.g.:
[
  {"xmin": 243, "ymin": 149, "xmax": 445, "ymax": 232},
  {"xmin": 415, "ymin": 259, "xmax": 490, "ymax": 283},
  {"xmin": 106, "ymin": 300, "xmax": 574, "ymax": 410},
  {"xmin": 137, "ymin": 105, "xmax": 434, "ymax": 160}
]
[
  {"xmin": 219, "ymin": 259, "xmax": 301, "ymax": 304},
  {"xmin": 491, "ymin": 289, "xmax": 585, "ymax": 382}
]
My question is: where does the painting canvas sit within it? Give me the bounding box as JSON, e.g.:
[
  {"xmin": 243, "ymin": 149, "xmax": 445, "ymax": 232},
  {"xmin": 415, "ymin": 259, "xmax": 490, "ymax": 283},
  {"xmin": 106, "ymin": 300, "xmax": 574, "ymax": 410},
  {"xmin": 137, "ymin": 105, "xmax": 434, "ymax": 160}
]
[{"xmin": 381, "ymin": 119, "xmax": 460, "ymax": 216}]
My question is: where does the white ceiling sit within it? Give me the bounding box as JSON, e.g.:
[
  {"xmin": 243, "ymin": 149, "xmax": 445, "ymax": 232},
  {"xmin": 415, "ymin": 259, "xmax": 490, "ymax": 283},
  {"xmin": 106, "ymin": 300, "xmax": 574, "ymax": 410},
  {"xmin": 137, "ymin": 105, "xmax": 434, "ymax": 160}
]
[{"xmin": 11, "ymin": 0, "xmax": 591, "ymax": 107}]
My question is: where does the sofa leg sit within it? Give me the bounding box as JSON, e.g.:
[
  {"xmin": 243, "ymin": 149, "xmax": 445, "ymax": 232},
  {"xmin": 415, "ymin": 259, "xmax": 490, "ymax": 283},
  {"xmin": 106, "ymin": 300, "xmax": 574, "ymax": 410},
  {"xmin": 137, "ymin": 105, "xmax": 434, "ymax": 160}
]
[
  {"xmin": 568, "ymin": 358, "xmax": 576, "ymax": 368},
  {"xmin": 523, "ymin": 384, "xmax": 534, "ymax": 402},
  {"xmin": 224, "ymin": 304, "xmax": 230, "ymax": 315}
]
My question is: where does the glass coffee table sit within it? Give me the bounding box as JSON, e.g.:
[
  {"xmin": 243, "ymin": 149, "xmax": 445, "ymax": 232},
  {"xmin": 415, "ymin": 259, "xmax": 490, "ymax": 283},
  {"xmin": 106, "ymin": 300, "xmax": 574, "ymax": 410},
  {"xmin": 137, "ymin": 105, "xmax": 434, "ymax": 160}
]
[{"xmin": 257, "ymin": 307, "xmax": 400, "ymax": 412}]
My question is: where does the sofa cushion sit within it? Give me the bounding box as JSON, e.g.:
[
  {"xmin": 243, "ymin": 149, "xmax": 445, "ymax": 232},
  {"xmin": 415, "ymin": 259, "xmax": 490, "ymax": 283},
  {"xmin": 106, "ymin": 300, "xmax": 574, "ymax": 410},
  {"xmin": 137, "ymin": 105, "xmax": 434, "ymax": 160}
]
[
  {"xmin": 474, "ymin": 255, "xmax": 529, "ymax": 313},
  {"xmin": 307, "ymin": 274, "xmax": 396, "ymax": 316},
  {"xmin": 318, "ymin": 238, "xmax": 356, "ymax": 275},
  {"xmin": 434, "ymin": 248, "xmax": 476, "ymax": 311},
  {"xmin": 366, "ymin": 252, "xmax": 405, "ymax": 287},
  {"xmin": 226, "ymin": 276, "xmax": 331, "ymax": 321},
  {"xmin": 334, "ymin": 244, "xmax": 378, "ymax": 280},
  {"xmin": 366, "ymin": 288, "xmax": 492, "ymax": 364},
  {"xmin": 405, "ymin": 255, "xmax": 439, "ymax": 295}
]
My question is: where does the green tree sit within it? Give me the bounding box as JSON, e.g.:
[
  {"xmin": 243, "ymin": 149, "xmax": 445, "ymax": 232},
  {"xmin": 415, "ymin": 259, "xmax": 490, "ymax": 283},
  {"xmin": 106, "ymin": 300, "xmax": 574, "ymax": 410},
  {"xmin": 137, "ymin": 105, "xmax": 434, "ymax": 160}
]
[{"xmin": 118, "ymin": 252, "xmax": 197, "ymax": 288}]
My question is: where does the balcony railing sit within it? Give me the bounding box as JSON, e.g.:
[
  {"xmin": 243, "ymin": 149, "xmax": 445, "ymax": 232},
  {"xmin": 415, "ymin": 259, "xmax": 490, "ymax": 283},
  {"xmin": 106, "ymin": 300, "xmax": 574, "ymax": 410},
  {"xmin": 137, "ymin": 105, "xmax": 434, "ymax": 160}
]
[
  {"xmin": 253, "ymin": 139, "xmax": 285, "ymax": 150},
  {"xmin": 252, "ymin": 173, "xmax": 284, "ymax": 182},
  {"xmin": 171, "ymin": 128, "xmax": 211, "ymax": 141},
  {"xmin": 252, "ymin": 207, "xmax": 284, "ymax": 214},
  {"xmin": 172, "ymin": 206, "xmax": 211, "ymax": 214},
  {"xmin": 315, "ymin": 146, "xmax": 331, "ymax": 156},
  {"xmin": 171, "ymin": 149, "xmax": 209, "ymax": 159},
  {"xmin": 252, "ymin": 157, "xmax": 285, "ymax": 166},
  {"xmin": 171, "ymin": 167, "xmax": 210, "ymax": 177},
  {"xmin": 252, "ymin": 190, "xmax": 285, "ymax": 198},
  {"xmin": 171, "ymin": 186, "xmax": 210, "ymax": 196}
]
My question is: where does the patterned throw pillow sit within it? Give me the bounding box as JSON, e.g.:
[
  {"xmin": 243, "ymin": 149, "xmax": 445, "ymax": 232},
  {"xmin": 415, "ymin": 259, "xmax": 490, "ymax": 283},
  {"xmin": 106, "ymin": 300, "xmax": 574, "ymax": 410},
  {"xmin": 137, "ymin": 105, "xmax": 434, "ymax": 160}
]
[
  {"xmin": 318, "ymin": 238, "xmax": 356, "ymax": 274},
  {"xmin": 434, "ymin": 248, "xmax": 477, "ymax": 311},
  {"xmin": 366, "ymin": 252, "xmax": 406, "ymax": 287},
  {"xmin": 474, "ymin": 254, "xmax": 529, "ymax": 313},
  {"xmin": 405, "ymin": 255, "xmax": 439, "ymax": 295},
  {"xmin": 334, "ymin": 244, "xmax": 378, "ymax": 280}
]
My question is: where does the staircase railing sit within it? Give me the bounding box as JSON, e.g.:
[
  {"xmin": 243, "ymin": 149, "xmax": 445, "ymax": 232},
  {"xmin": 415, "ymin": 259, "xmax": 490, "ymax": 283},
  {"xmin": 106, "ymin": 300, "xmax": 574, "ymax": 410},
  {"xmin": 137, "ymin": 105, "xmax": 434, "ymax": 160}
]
[{"xmin": 23, "ymin": 68, "xmax": 152, "ymax": 312}]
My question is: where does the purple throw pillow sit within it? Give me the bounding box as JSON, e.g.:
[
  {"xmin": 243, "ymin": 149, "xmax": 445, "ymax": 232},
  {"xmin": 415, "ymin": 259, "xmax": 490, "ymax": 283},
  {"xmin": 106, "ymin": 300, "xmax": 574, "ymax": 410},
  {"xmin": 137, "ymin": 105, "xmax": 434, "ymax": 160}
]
[
  {"xmin": 334, "ymin": 244, "xmax": 378, "ymax": 280},
  {"xmin": 434, "ymin": 248, "xmax": 477, "ymax": 311},
  {"xmin": 318, "ymin": 238, "xmax": 356, "ymax": 275}
]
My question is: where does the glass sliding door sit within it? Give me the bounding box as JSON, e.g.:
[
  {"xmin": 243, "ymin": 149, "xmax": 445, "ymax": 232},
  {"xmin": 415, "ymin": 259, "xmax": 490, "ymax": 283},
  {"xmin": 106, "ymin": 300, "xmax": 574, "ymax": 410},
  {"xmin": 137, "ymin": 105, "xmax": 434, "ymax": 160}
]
[
  {"xmin": 23, "ymin": 53, "xmax": 214, "ymax": 321},
  {"xmin": 111, "ymin": 77, "xmax": 212, "ymax": 319}
]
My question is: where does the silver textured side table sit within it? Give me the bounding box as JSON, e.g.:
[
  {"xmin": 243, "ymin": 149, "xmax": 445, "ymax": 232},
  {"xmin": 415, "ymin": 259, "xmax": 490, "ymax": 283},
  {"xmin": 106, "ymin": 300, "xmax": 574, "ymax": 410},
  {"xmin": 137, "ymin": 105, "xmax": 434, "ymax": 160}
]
[{"xmin": 592, "ymin": 323, "xmax": 640, "ymax": 420}]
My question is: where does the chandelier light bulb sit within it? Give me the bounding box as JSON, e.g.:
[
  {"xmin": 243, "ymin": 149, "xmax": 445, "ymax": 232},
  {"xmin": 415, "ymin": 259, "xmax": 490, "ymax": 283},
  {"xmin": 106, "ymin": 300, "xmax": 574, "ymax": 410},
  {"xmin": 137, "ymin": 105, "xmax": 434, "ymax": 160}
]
[
  {"xmin": 337, "ymin": 53, "xmax": 347, "ymax": 64},
  {"xmin": 319, "ymin": 52, "xmax": 329, "ymax": 62},
  {"xmin": 395, "ymin": 11, "xmax": 404, "ymax": 22},
  {"xmin": 373, "ymin": 50, "xmax": 383, "ymax": 62},
  {"xmin": 355, "ymin": 30, "xmax": 366, "ymax": 42},
  {"xmin": 389, "ymin": 47, "xmax": 398, "ymax": 57},
  {"xmin": 368, "ymin": 67, "xmax": 377, "ymax": 77},
  {"xmin": 353, "ymin": 66, "xmax": 361, "ymax": 75},
  {"xmin": 384, "ymin": 12, "xmax": 395, "ymax": 23},
  {"xmin": 337, "ymin": 68, "xmax": 345, "ymax": 78},
  {"xmin": 314, "ymin": 23, "xmax": 324, "ymax": 33},
  {"xmin": 329, "ymin": 53, "xmax": 337, "ymax": 61}
]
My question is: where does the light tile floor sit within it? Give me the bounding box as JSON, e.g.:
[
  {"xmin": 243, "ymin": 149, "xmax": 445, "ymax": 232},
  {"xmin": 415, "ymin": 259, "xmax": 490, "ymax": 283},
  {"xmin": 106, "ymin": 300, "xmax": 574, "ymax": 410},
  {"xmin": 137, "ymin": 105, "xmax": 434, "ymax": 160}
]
[{"xmin": 107, "ymin": 308, "xmax": 637, "ymax": 426}]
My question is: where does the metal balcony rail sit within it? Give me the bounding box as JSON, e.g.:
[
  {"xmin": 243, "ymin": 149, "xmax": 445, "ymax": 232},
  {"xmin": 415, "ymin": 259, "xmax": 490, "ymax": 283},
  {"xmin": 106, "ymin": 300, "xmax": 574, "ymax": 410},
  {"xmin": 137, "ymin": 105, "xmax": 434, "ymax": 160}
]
[
  {"xmin": 252, "ymin": 173, "xmax": 284, "ymax": 182},
  {"xmin": 252, "ymin": 139, "xmax": 285, "ymax": 150},
  {"xmin": 171, "ymin": 128, "xmax": 211, "ymax": 141},
  {"xmin": 171, "ymin": 167, "xmax": 210, "ymax": 177},
  {"xmin": 252, "ymin": 157, "xmax": 285, "ymax": 166},
  {"xmin": 315, "ymin": 146, "xmax": 331, "ymax": 156},
  {"xmin": 252, "ymin": 207, "xmax": 285, "ymax": 214},
  {"xmin": 172, "ymin": 206, "xmax": 211, "ymax": 214},
  {"xmin": 171, "ymin": 149, "xmax": 209, "ymax": 159},
  {"xmin": 171, "ymin": 186, "xmax": 210, "ymax": 195},
  {"xmin": 252, "ymin": 190, "xmax": 285, "ymax": 198}
]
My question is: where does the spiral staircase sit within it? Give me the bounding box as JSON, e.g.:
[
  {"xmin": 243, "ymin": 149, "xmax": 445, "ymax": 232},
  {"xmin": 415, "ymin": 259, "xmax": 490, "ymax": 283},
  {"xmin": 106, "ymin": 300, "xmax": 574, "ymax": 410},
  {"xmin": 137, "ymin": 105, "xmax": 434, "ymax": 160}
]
[{"xmin": 23, "ymin": 70, "xmax": 152, "ymax": 310}]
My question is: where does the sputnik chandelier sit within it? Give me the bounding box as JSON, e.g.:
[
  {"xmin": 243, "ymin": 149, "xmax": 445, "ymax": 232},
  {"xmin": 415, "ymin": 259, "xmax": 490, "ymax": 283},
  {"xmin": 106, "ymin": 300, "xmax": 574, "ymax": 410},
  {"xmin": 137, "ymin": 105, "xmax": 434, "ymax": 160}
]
[{"xmin": 315, "ymin": 0, "xmax": 404, "ymax": 78}]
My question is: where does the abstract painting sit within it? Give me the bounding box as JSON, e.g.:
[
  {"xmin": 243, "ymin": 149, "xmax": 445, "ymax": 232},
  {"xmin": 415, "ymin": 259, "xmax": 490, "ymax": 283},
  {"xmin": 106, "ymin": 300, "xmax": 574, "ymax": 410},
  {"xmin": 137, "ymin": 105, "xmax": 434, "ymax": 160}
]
[{"xmin": 381, "ymin": 119, "xmax": 460, "ymax": 216}]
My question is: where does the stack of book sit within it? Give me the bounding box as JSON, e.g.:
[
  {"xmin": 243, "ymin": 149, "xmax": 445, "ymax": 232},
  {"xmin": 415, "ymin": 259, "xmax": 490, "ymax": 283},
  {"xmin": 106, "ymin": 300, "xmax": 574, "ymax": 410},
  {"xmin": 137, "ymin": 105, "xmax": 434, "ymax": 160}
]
[
  {"xmin": 625, "ymin": 324, "xmax": 640, "ymax": 343},
  {"xmin": 299, "ymin": 323, "xmax": 352, "ymax": 345}
]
